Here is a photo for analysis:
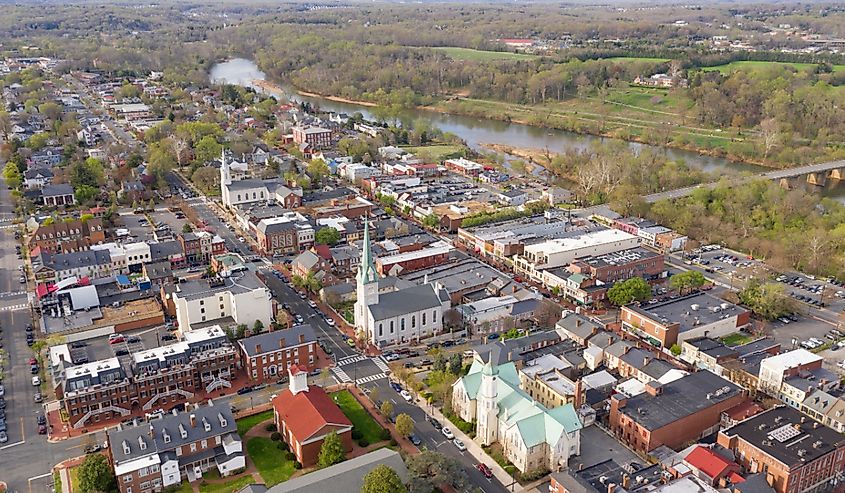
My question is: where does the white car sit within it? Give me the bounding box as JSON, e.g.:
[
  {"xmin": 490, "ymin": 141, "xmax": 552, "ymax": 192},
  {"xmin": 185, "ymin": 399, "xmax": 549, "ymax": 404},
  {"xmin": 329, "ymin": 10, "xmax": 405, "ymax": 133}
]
[
  {"xmin": 325, "ymin": 318, "xmax": 336, "ymax": 327},
  {"xmin": 0, "ymin": 385, "xmax": 4, "ymax": 397},
  {"xmin": 400, "ymin": 390, "xmax": 412, "ymax": 402},
  {"xmin": 308, "ymin": 301, "xmax": 317, "ymax": 309},
  {"xmin": 453, "ymin": 438, "xmax": 466, "ymax": 452},
  {"xmin": 32, "ymin": 376, "xmax": 41, "ymax": 386},
  {"xmin": 838, "ymin": 360, "xmax": 845, "ymax": 369},
  {"xmin": 442, "ymin": 427, "xmax": 455, "ymax": 440}
]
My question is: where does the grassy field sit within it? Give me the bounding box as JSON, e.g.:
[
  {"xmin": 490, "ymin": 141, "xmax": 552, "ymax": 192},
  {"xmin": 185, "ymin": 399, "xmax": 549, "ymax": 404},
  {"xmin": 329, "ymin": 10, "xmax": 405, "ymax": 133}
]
[
  {"xmin": 246, "ymin": 437, "xmax": 296, "ymax": 486},
  {"xmin": 720, "ymin": 332, "xmax": 755, "ymax": 347},
  {"xmin": 331, "ymin": 390, "xmax": 386, "ymax": 443},
  {"xmin": 198, "ymin": 476, "xmax": 255, "ymax": 493},
  {"xmin": 236, "ymin": 409, "xmax": 274, "ymax": 436},
  {"xmin": 400, "ymin": 144, "xmax": 464, "ymax": 161},
  {"xmin": 432, "ymin": 47, "xmax": 539, "ymax": 62},
  {"xmin": 604, "ymin": 56, "xmax": 671, "ymax": 63},
  {"xmin": 701, "ymin": 60, "xmax": 845, "ymax": 74}
]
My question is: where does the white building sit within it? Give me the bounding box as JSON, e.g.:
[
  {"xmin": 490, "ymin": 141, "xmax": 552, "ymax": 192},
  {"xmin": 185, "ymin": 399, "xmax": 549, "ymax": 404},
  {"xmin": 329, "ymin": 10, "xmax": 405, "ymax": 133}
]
[
  {"xmin": 758, "ymin": 349, "xmax": 824, "ymax": 394},
  {"xmin": 91, "ymin": 241, "xmax": 152, "ymax": 273},
  {"xmin": 513, "ymin": 229, "xmax": 639, "ymax": 281},
  {"xmin": 354, "ymin": 220, "xmax": 450, "ymax": 347},
  {"xmin": 451, "ymin": 360, "xmax": 582, "ymax": 474},
  {"xmin": 168, "ymin": 270, "xmax": 273, "ymax": 331}
]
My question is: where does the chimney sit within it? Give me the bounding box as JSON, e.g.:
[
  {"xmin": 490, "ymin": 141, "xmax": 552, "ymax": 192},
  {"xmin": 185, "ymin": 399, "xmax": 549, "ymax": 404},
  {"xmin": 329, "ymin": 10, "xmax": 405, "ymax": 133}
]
[
  {"xmin": 279, "ymin": 338, "xmax": 286, "ymax": 349},
  {"xmin": 645, "ymin": 381, "xmax": 663, "ymax": 396},
  {"xmin": 299, "ymin": 333, "xmax": 305, "ymax": 343},
  {"xmin": 189, "ymin": 414, "xmax": 196, "ymax": 428},
  {"xmin": 148, "ymin": 424, "xmax": 154, "ymax": 438},
  {"xmin": 578, "ymin": 464, "xmax": 584, "ymax": 471},
  {"xmin": 607, "ymin": 483, "xmax": 616, "ymax": 493},
  {"xmin": 643, "ymin": 357, "xmax": 651, "ymax": 367},
  {"xmin": 576, "ymin": 318, "xmax": 583, "ymax": 328},
  {"xmin": 289, "ymin": 365, "xmax": 308, "ymax": 395},
  {"xmin": 256, "ymin": 344, "xmax": 262, "ymax": 354},
  {"xmin": 574, "ymin": 379, "xmax": 584, "ymax": 408},
  {"xmin": 512, "ymin": 285, "xmax": 517, "ymax": 293},
  {"xmin": 622, "ymin": 475, "xmax": 631, "ymax": 490}
]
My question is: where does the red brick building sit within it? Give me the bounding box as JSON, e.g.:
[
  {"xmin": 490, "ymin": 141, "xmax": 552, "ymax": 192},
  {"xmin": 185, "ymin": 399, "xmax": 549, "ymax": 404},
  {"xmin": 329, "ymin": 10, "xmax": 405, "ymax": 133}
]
[
  {"xmin": 609, "ymin": 370, "xmax": 747, "ymax": 454},
  {"xmin": 179, "ymin": 231, "xmax": 226, "ymax": 265},
  {"xmin": 30, "ymin": 217, "xmax": 106, "ymax": 254},
  {"xmin": 717, "ymin": 406, "xmax": 845, "ymax": 493},
  {"xmin": 292, "ymin": 126, "xmax": 332, "ymax": 149},
  {"xmin": 375, "ymin": 242, "xmax": 452, "ymax": 276},
  {"xmin": 237, "ymin": 325, "xmax": 318, "ymax": 383},
  {"xmin": 272, "ymin": 366, "xmax": 353, "ymax": 467},
  {"xmin": 567, "ymin": 247, "xmax": 666, "ymax": 284}
]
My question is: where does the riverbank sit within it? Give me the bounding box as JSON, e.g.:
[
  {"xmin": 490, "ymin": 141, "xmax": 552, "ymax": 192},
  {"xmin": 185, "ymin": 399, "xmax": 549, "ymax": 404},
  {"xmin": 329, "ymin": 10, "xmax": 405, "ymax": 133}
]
[{"xmin": 252, "ymin": 79, "xmax": 379, "ymax": 107}]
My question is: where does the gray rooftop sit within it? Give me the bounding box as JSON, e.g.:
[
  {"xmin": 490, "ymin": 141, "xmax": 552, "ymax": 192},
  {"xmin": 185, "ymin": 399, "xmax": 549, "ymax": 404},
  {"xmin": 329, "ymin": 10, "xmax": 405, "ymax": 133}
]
[
  {"xmin": 628, "ymin": 292, "xmax": 746, "ymax": 332},
  {"xmin": 174, "ymin": 271, "xmax": 267, "ymax": 300},
  {"xmin": 556, "ymin": 312, "xmax": 604, "ymax": 342},
  {"xmin": 266, "ymin": 448, "xmax": 408, "ymax": 493},
  {"xmin": 238, "ymin": 325, "xmax": 316, "ymax": 357},
  {"xmin": 619, "ymin": 370, "xmax": 742, "ymax": 431},
  {"xmin": 368, "ymin": 283, "xmax": 448, "ymax": 322},
  {"xmin": 685, "ymin": 337, "xmax": 738, "ymax": 360},
  {"xmin": 41, "ymin": 183, "xmax": 74, "ymax": 196},
  {"xmin": 43, "ymin": 249, "xmax": 111, "ymax": 270}
]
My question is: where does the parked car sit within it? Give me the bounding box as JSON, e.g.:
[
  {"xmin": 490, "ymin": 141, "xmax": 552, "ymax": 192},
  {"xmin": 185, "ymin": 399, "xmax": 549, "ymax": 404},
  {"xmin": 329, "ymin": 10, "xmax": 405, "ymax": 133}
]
[
  {"xmin": 442, "ymin": 427, "xmax": 454, "ymax": 440},
  {"xmin": 34, "ymin": 392, "xmax": 42, "ymax": 403},
  {"xmin": 237, "ymin": 385, "xmax": 254, "ymax": 395},
  {"xmin": 390, "ymin": 382, "xmax": 403, "ymax": 393},
  {"xmin": 84, "ymin": 444, "xmax": 101, "ymax": 454},
  {"xmin": 400, "ymin": 390, "xmax": 412, "ymax": 402},
  {"xmin": 108, "ymin": 334, "xmax": 125, "ymax": 344},
  {"xmin": 409, "ymin": 435, "xmax": 421, "ymax": 446},
  {"xmin": 476, "ymin": 463, "xmax": 493, "ymax": 478},
  {"xmin": 453, "ymin": 439, "xmax": 466, "ymax": 452},
  {"xmin": 38, "ymin": 424, "xmax": 47, "ymax": 435},
  {"xmin": 0, "ymin": 431, "xmax": 7, "ymax": 443},
  {"xmin": 429, "ymin": 417, "xmax": 442, "ymax": 430},
  {"xmin": 32, "ymin": 376, "xmax": 41, "ymax": 386}
]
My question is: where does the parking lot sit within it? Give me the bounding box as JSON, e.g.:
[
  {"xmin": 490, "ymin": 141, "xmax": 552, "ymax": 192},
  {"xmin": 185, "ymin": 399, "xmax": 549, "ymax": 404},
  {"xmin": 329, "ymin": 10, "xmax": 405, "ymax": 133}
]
[
  {"xmin": 115, "ymin": 207, "xmax": 188, "ymax": 243},
  {"xmin": 64, "ymin": 325, "xmax": 177, "ymax": 366}
]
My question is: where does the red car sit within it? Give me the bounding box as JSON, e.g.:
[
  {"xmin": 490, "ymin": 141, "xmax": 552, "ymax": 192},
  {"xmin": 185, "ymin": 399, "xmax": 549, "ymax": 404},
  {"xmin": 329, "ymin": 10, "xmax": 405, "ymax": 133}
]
[
  {"xmin": 108, "ymin": 334, "xmax": 125, "ymax": 344},
  {"xmin": 476, "ymin": 463, "xmax": 493, "ymax": 479},
  {"xmin": 28, "ymin": 358, "xmax": 37, "ymax": 365},
  {"xmin": 38, "ymin": 424, "xmax": 48, "ymax": 435}
]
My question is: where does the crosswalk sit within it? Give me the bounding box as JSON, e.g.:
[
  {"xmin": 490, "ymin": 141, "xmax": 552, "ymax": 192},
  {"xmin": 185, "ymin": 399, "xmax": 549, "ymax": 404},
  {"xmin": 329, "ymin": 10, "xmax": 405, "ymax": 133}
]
[
  {"xmin": 333, "ymin": 355, "xmax": 390, "ymax": 385},
  {"xmin": 0, "ymin": 303, "xmax": 28, "ymax": 312},
  {"xmin": 337, "ymin": 355, "xmax": 368, "ymax": 366},
  {"xmin": 355, "ymin": 373, "xmax": 386, "ymax": 385},
  {"xmin": 373, "ymin": 356, "xmax": 390, "ymax": 373},
  {"xmin": 331, "ymin": 366, "xmax": 352, "ymax": 383}
]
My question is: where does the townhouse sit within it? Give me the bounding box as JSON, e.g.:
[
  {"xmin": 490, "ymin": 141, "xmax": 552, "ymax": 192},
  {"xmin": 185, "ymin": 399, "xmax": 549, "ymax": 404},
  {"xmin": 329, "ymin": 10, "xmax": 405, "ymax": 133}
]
[{"xmin": 237, "ymin": 325, "xmax": 318, "ymax": 383}]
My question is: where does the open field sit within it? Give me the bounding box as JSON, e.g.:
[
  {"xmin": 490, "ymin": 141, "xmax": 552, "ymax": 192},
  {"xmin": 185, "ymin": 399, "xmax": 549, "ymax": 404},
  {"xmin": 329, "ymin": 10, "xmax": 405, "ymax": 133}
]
[
  {"xmin": 700, "ymin": 60, "xmax": 845, "ymax": 74},
  {"xmin": 246, "ymin": 437, "xmax": 297, "ymax": 486},
  {"xmin": 432, "ymin": 47, "xmax": 539, "ymax": 61},
  {"xmin": 604, "ymin": 56, "xmax": 671, "ymax": 63},
  {"xmin": 400, "ymin": 144, "xmax": 464, "ymax": 160}
]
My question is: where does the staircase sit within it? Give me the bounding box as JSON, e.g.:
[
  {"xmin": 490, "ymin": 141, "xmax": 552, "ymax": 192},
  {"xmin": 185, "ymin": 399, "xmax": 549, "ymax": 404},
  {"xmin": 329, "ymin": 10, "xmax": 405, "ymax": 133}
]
[{"xmin": 73, "ymin": 405, "xmax": 131, "ymax": 429}]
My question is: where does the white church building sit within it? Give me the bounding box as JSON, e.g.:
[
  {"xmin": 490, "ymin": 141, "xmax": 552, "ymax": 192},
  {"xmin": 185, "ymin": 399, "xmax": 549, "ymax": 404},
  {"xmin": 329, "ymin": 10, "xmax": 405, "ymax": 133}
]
[
  {"xmin": 451, "ymin": 359, "xmax": 582, "ymax": 474},
  {"xmin": 219, "ymin": 149, "xmax": 302, "ymax": 209},
  {"xmin": 354, "ymin": 220, "xmax": 451, "ymax": 348}
]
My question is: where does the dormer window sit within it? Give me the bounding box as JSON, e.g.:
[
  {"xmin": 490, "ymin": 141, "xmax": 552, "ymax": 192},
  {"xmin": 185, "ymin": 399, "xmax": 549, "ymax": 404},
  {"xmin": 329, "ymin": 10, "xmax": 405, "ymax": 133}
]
[
  {"xmin": 178, "ymin": 424, "xmax": 187, "ymax": 439},
  {"xmin": 163, "ymin": 431, "xmax": 171, "ymax": 444},
  {"xmin": 217, "ymin": 413, "xmax": 228, "ymax": 428},
  {"xmin": 122, "ymin": 440, "xmax": 130, "ymax": 455},
  {"xmin": 202, "ymin": 417, "xmax": 211, "ymax": 432},
  {"xmin": 138, "ymin": 436, "xmax": 147, "ymax": 450}
]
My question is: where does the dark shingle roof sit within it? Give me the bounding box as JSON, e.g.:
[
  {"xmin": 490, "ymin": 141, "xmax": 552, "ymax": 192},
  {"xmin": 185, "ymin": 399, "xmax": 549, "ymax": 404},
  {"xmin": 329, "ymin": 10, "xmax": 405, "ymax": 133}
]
[{"xmin": 238, "ymin": 325, "xmax": 316, "ymax": 357}]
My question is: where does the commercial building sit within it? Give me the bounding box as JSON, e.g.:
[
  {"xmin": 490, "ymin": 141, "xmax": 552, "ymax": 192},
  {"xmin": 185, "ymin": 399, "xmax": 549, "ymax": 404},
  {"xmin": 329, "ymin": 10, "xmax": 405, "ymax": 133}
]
[
  {"xmin": 178, "ymin": 232, "xmax": 226, "ymax": 266},
  {"xmin": 237, "ymin": 325, "xmax": 318, "ymax": 383},
  {"xmin": 107, "ymin": 402, "xmax": 244, "ymax": 493},
  {"xmin": 374, "ymin": 241, "xmax": 453, "ymax": 276},
  {"xmin": 164, "ymin": 271, "xmax": 273, "ymax": 331},
  {"xmin": 550, "ymin": 458, "xmax": 664, "ymax": 493},
  {"xmin": 717, "ymin": 406, "xmax": 845, "ymax": 493},
  {"xmin": 32, "ymin": 249, "xmax": 114, "ymax": 282},
  {"xmin": 513, "ymin": 229, "xmax": 640, "ymax": 282},
  {"xmin": 444, "ymin": 157, "xmax": 484, "ymax": 177},
  {"xmin": 292, "ymin": 126, "xmax": 332, "ymax": 149},
  {"xmin": 608, "ymin": 370, "xmax": 746, "ymax": 454},
  {"xmin": 53, "ymin": 326, "xmax": 237, "ymax": 429},
  {"xmin": 620, "ymin": 292, "xmax": 751, "ymax": 349},
  {"xmin": 254, "ymin": 213, "xmax": 314, "ymax": 256},
  {"xmin": 272, "ymin": 366, "xmax": 353, "ymax": 467},
  {"xmin": 757, "ymin": 349, "xmax": 824, "ymax": 395}
]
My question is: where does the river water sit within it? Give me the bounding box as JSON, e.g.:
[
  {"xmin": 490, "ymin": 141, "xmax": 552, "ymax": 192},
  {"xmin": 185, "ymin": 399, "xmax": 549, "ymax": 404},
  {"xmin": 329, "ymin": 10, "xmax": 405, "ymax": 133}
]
[{"xmin": 210, "ymin": 58, "xmax": 845, "ymax": 200}]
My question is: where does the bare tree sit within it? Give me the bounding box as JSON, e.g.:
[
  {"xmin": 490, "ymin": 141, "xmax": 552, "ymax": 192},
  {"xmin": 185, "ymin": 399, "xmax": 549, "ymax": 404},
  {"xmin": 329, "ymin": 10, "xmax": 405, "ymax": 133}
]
[{"xmin": 759, "ymin": 118, "xmax": 780, "ymax": 159}]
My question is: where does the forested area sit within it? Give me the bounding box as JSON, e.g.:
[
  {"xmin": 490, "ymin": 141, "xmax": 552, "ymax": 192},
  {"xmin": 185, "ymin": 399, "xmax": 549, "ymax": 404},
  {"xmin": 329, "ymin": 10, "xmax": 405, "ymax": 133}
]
[{"xmin": 648, "ymin": 180, "xmax": 845, "ymax": 278}]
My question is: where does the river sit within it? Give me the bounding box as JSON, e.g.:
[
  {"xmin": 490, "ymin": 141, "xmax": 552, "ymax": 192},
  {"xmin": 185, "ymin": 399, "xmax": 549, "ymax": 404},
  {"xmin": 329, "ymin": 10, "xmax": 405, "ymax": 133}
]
[{"xmin": 209, "ymin": 58, "xmax": 845, "ymax": 198}]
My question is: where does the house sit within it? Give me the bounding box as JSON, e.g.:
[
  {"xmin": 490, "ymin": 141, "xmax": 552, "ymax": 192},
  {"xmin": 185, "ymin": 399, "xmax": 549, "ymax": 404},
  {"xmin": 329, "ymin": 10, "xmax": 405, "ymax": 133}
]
[
  {"xmin": 23, "ymin": 168, "xmax": 53, "ymax": 189},
  {"xmin": 799, "ymin": 389, "xmax": 845, "ymax": 433},
  {"xmin": 164, "ymin": 271, "xmax": 273, "ymax": 331},
  {"xmin": 355, "ymin": 222, "xmax": 451, "ymax": 347},
  {"xmin": 634, "ymin": 73, "xmax": 688, "ymax": 88},
  {"xmin": 681, "ymin": 445, "xmax": 743, "ymax": 487},
  {"xmin": 271, "ymin": 366, "xmax": 353, "ymax": 467},
  {"xmin": 451, "ymin": 360, "xmax": 582, "ymax": 474},
  {"xmin": 238, "ymin": 325, "xmax": 318, "ymax": 383},
  {"xmin": 757, "ymin": 349, "xmax": 838, "ymax": 408},
  {"xmin": 33, "ymin": 248, "xmax": 113, "ymax": 282},
  {"xmin": 495, "ymin": 188, "xmax": 529, "ymax": 206},
  {"xmin": 292, "ymin": 126, "xmax": 332, "ymax": 149},
  {"xmin": 262, "ymin": 448, "xmax": 408, "ymax": 493},
  {"xmin": 106, "ymin": 402, "xmax": 244, "ymax": 493},
  {"xmin": 555, "ymin": 311, "xmax": 605, "ymax": 346},
  {"xmin": 30, "ymin": 217, "xmax": 105, "ymax": 254},
  {"xmin": 717, "ymin": 406, "xmax": 845, "ymax": 493},
  {"xmin": 179, "ymin": 231, "xmax": 226, "ymax": 265},
  {"xmin": 542, "ymin": 187, "xmax": 572, "ymax": 206},
  {"xmin": 41, "ymin": 183, "xmax": 76, "ymax": 206},
  {"xmin": 620, "ymin": 292, "xmax": 751, "ymax": 349},
  {"xmin": 608, "ymin": 370, "xmax": 746, "ymax": 454},
  {"xmin": 121, "ymin": 180, "xmax": 148, "ymax": 202}
]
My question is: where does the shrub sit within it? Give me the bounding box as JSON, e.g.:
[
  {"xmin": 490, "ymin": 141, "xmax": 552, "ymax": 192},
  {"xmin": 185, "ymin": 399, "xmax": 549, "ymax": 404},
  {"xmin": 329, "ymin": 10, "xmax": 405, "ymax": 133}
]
[
  {"xmin": 286, "ymin": 451, "xmax": 296, "ymax": 461},
  {"xmin": 380, "ymin": 428, "xmax": 391, "ymax": 441},
  {"xmin": 270, "ymin": 432, "xmax": 281, "ymax": 441},
  {"xmin": 351, "ymin": 429, "xmax": 362, "ymax": 440},
  {"xmin": 276, "ymin": 442, "xmax": 286, "ymax": 451},
  {"xmin": 294, "ymin": 462, "xmax": 302, "ymax": 470},
  {"xmin": 358, "ymin": 438, "xmax": 369, "ymax": 447},
  {"xmin": 265, "ymin": 423, "xmax": 277, "ymax": 432},
  {"xmin": 389, "ymin": 438, "xmax": 397, "ymax": 447}
]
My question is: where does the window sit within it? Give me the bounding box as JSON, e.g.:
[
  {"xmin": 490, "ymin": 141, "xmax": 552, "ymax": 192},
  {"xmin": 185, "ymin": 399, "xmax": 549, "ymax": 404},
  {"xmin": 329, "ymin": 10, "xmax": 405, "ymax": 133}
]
[
  {"xmin": 411, "ymin": 315, "xmax": 416, "ymax": 328},
  {"xmin": 127, "ymin": 488, "xmax": 132, "ymax": 493},
  {"xmin": 401, "ymin": 318, "xmax": 405, "ymax": 331},
  {"xmin": 422, "ymin": 313, "xmax": 427, "ymax": 325},
  {"xmin": 378, "ymin": 324, "xmax": 383, "ymax": 337},
  {"xmin": 201, "ymin": 439, "xmax": 207, "ymax": 449},
  {"xmin": 190, "ymin": 443, "xmax": 197, "ymax": 452},
  {"xmin": 124, "ymin": 475, "xmax": 134, "ymax": 483},
  {"xmin": 389, "ymin": 321, "xmax": 394, "ymax": 334}
]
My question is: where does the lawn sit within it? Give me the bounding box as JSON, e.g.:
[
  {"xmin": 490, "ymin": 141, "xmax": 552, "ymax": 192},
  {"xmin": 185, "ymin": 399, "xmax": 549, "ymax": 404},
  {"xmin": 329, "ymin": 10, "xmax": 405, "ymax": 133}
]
[
  {"xmin": 331, "ymin": 390, "xmax": 386, "ymax": 443},
  {"xmin": 236, "ymin": 409, "xmax": 274, "ymax": 436},
  {"xmin": 198, "ymin": 476, "xmax": 255, "ymax": 493},
  {"xmin": 400, "ymin": 144, "xmax": 464, "ymax": 161},
  {"xmin": 68, "ymin": 466, "xmax": 81, "ymax": 493},
  {"xmin": 604, "ymin": 56, "xmax": 671, "ymax": 64},
  {"xmin": 700, "ymin": 60, "xmax": 845, "ymax": 74},
  {"xmin": 246, "ymin": 437, "xmax": 296, "ymax": 486},
  {"xmin": 432, "ymin": 47, "xmax": 539, "ymax": 62},
  {"xmin": 720, "ymin": 332, "xmax": 754, "ymax": 347}
]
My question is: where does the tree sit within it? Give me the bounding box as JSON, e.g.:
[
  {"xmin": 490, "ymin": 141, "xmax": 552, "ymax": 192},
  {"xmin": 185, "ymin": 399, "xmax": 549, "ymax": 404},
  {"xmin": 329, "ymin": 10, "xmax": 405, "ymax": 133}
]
[
  {"xmin": 379, "ymin": 400, "xmax": 394, "ymax": 419},
  {"xmin": 361, "ymin": 465, "xmax": 407, "ymax": 493},
  {"xmin": 194, "ymin": 135, "xmax": 222, "ymax": 164},
  {"xmin": 75, "ymin": 185, "xmax": 99, "ymax": 204},
  {"xmin": 307, "ymin": 159, "xmax": 330, "ymax": 183},
  {"xmin": 253, "ymin": 320, "xmax": 264, "ymax": 334},
  {"xmin": 77, "ymin": 453, "xmax": 117, "ymax": 493},
  {"xmin": 607, "ymin": 277, "xmax": 652, "ymax": 306},
  {"xmin": 738, "ymin": 279, "xmax": 796, "ymax": 320},
  {"xmin": 182, "ymin": 223, "xmax": 193, "ymax": 233},
  {"xmin": 315, "ymin": 226, "xmax": 341, "ymax": 246},
  {"xmin": 422, "ymin": 213, "xmax": 439, "ymax": 229},
  {"xmin": 3, "ymin": 161, "xmax": 22, "ymax": 189},
  {"xmin": 448, "ymin": 353, "xmax": 462, "ymax": 375},
  {"xmin": 406, "ymin": 450, "xmax": 467, "ymax": 493},
  {"xmin": 669, "ymin": 344, "xmax": 682, "ymax": 356},
  {"xmin": 317, "ymin": 431, "xmax": 346, "ymax": 468},
  {"xmin": 669, "ymin": 270, "xmax": 706, "ymax": 295},
  {"xmin": 70, "ymin": 157, "xmax": 105, "ymax": 189},
  {"xmin": 395, "ymin": 413, "xmax": 414, "ymax": 438}
]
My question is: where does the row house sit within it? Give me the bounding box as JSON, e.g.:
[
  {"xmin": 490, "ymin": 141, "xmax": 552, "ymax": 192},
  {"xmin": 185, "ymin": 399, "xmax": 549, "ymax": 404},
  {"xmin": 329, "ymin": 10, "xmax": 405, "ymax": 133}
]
[
  {"xmin": 178, "ymin": 232, "xmax": 226, "ymax": 266},
  {"xmin": 237, "ymin": 325, "xmax": 318, "ymax": 383},
  {"xmin": 30, "ymin": 217, "xmax": 105, "ymax": 254}
]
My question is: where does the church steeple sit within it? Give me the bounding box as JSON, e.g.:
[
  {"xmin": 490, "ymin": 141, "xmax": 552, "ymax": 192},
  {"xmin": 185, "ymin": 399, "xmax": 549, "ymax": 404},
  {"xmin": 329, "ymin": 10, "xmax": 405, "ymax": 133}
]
[
  {"xmin": 220, "ymin": 147, "xmax": 231, "ymax": 186},
  {"xmin": 357, "ymin": 218, "xmax": 378, "ymax": 285}
]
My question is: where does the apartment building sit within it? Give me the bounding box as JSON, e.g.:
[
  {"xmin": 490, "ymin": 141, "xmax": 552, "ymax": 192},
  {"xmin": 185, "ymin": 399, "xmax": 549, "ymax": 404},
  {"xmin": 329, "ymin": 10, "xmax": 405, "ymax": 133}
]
[
  {"xmin": 292, "ymin": 126, "xmax": 332, "ymax": 149},
  {"xmin": 107, "ymin": 402, "xmax": 244, "ymax": 493},
  {"xmin": 237, "ymin": 325, "xmax": 318, "ymax": 383},
  {"xmin": 164, "ymin": 271, "xmax": 273, "ymax": 331},
  {"xmin": 30, "ymin": 217, "xmax": 106, "ymax": 254},
  {"xmin": 53, "ymin": 326, "xmax": 237, "ymax": 429}
]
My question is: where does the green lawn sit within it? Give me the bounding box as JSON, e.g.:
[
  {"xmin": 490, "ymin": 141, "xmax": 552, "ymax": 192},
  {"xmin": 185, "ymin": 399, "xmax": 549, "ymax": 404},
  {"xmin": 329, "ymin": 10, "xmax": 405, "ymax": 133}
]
[
  {"xmin": 236, "ymin": 410, "xmax": 274, "ymax": 436},
  {"xmin": 246, "ymin": 437, "xmax": 296, "ymax": 486},
  {"xmin": 198, "ymin": 476, "xmax": 255, "ymax": 493},
  {"xmin": 700, "ymin": 60, "xmax": 845, "ymax": 74},
  {"xmin": 69, "ymin": 466, "xmax": 81, "ymax": 493},
  {"xmin": 168, "ymin": 482, "xmax": 194, "ymax": 493},
  {"xmin": 432, "ymin": 47, "xmax": 539, "ymax": 62},
  {"xmin": 720, "ymin": 332, "xmax": 754, "ymax": 347},
  {"xmin": 400, "ymin": 144, "xmax": 464, "ymax": 161},
  {"xmin": 331, "ymin": 390, "xmax": 386, "ymax": 443},
  {"xmin": 604, "ymin": 56, "xmax": 671, "ymax": 64}
]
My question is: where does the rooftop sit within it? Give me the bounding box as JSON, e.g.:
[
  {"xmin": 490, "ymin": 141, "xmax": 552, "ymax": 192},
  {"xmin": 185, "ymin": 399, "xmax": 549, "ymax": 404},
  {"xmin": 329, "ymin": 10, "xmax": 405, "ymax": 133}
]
[
  {"xmin": 172, "ymin": 271, "xmax": 267, "ymax": 301},
  {"xmin": 759, "ymin": 349, "xmax": 822, "ymax": 371},
  {"xmin": 367, "ymin": 283, "xmax": 448, "ymax": 322},
  {"xmin": 584, "ymin": 247, "xmax": 663, "ymax": 269},
  {"xmin": 238, "ymin": 325, "xmax": 316, "ymax": 357},
  {"xmin": 265, "ymin": 448, "xmax": 409, "ymax": 493},
  {"xmin": 618, "ymin": 370, "xmax": 742, "ymax": 431},
  {"xmin": 627, "ymin": 292, "xmax": 747, "ymax": 332},
  {"xmin": 721, "ymin": 406, "xmax": 845, "ymax": 467}
]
